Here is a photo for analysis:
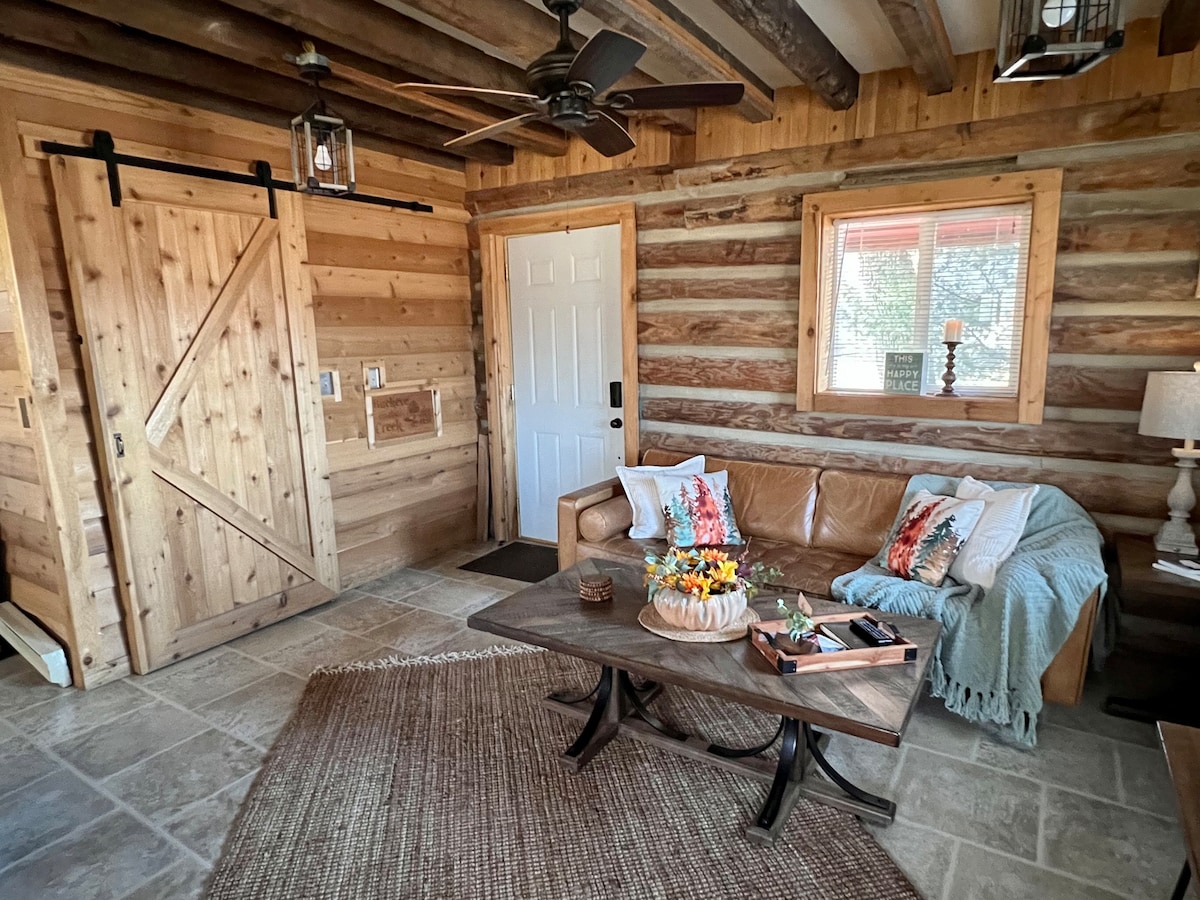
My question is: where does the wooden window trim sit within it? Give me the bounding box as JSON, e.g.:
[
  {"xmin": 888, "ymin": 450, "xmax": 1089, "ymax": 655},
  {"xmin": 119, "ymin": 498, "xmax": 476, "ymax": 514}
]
[{"xmin": 797, "ymin": 169, "xmax": 1063, "ymax": 425}]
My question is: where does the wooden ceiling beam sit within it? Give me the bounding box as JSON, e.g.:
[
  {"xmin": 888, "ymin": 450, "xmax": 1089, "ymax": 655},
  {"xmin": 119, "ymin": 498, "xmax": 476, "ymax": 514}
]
[
  {"xmin": 707, "ymin": 0, "xmax": 858, "ymax": 110},
  {"xmin": 44, "ymin": 0, "xmax": 568, "ymax": 156},
  {"xmin": 374, "ymin": 0, "xmax": 696, "ymax": 134},
  {"xmin": 0, "ymin": 0, "xmax": 513, "ymax": 165},
  {"xmin": 874, "ymin": 0, "xmax": 955, "ymax": 95},
  {"xmin": 586, "ymin": 0, "xmax": 774, "ymax": 122},
  {"xmin": 1160, "ymin": 0, "xmax": 1200, "ymax": 56},
  {"xmin": 0, "ymin": 40, "xmax": 464, "ymax": 170}
]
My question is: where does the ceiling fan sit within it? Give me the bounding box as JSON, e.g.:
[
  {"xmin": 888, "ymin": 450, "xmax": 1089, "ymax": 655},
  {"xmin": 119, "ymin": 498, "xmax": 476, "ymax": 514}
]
[{"xmin": 391, "ymin": 0, "xmax": 745, "ymax": 157}]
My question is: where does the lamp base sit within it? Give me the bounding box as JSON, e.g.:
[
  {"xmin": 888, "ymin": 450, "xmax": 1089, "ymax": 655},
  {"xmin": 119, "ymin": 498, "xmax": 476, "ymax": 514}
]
[
  {"xmin": 1156, "ymin": 450, "xmax": 1199, "ymax": 556},
  {"xmin": 1153, "ymin": 520, "xmax": 1199, "ymax": 556}
]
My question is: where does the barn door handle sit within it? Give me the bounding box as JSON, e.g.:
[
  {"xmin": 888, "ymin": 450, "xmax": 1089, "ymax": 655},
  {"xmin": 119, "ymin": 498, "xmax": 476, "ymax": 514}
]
[
  {"xmin": 609, "ymin": 381, "xmax": 622, "ymax": 409},
  {"xmin": 112, "ymin": 433, "xmax": 125, "ymax": 458}
]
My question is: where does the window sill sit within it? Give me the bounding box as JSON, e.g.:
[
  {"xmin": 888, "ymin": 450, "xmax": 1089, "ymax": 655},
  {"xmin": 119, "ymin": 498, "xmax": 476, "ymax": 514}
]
[{"xmin": 809, "ymin": 392, "xmax": 1023, "ymax": 424}]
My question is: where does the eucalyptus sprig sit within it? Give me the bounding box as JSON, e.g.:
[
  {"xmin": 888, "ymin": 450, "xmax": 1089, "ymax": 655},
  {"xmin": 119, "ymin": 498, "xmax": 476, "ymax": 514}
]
[{"xmin": 777, "ymin": 594, "xmax": 815, "ymax": 640}]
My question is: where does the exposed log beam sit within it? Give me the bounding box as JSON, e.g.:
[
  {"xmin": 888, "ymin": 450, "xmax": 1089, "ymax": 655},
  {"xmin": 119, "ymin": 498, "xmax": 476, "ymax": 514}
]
[
  {"xmin": 45, "ymin": 0, "xmax": 568, "ymax": 156},
  {"xmin": 874, "ymin": 0, "xmax": 955, "ymax": 95},
  {"xmin": 707, "ymin": 0, "xmax": 858, "ymax": 110},
  {"xmin": 584, "ymin": 0, "xmax": 774, "ymax": 122},
  {"xmin": 375, "ymin": 0, "xmax": 695, "ymax": 134},
  {"xmin": 1160, "ymin": 0, "xmax": 1200, "ymax": 56},
  {"xmin": 0, "ymin": 0, "xmax": 513, "ymax": 165},
  {"xmin": 0, "ymin": 40, "xmax": 464, "ymax": 170}
]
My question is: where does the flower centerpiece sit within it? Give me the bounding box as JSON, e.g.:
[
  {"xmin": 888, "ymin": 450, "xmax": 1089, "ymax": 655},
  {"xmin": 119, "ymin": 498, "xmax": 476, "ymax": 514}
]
[{"xmin": 644, "ymin": 546, "xmax": 781, "ymax": 632}]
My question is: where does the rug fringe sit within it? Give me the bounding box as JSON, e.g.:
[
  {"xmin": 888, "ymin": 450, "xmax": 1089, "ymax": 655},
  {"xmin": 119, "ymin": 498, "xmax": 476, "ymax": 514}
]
[{"xmin": 310, "ymin": 642, "xmax": 544, "ymax": 676}]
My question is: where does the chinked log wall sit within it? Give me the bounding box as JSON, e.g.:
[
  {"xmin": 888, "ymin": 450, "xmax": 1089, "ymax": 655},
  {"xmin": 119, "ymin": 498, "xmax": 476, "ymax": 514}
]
[
  {"xmin": 466, "ymin": 19, "xmax": 1200, "ymax": 537},
  {"xmin": 0, "ymin": 63, "xmax": 476, "ymax": 685}
]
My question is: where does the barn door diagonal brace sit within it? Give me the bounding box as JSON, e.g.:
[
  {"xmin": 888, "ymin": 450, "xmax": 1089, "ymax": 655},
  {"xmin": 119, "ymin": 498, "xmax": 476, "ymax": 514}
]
[{"xmin": 40, "ymin": 131, "xmax": 434, "ymax": 216}]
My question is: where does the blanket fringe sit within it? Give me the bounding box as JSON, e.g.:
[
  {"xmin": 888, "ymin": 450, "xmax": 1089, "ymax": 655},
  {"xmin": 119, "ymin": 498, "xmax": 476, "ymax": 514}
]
[
  {"xmin": 928, "ymin": 657, "xmax": 1037, "ymax": 746},
  {"xmin": 310, "ymin": 643, "xmax": 543, "ymax": 676}
]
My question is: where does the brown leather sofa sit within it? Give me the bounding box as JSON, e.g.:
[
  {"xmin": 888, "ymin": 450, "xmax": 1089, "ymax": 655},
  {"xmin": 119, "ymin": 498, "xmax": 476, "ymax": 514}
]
[{"xmin": 558, "ymin": 449, "xmax": 1100, "ymax": 707}]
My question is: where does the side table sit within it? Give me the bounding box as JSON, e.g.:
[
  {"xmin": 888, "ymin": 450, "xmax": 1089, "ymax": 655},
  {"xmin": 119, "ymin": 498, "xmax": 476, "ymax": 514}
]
[
  {"xmin": 1103, "ymin": 533, "xmax": 1200, "ymax": 726},
  {"xmin": 1159, "ymin": 721, "xmax": 1199, "ymax": 900}
]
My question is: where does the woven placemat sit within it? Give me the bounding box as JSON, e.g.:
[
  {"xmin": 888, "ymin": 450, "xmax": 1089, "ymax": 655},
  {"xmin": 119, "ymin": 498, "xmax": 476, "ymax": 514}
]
[{"xmin": 637, "ymin": 603, "xmax": 761, "ymax": 643}]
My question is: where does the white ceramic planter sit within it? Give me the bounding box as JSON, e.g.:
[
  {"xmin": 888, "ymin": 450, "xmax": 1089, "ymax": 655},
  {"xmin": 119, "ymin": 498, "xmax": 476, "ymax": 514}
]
[{"xmin": 653, "ymin": 585, "xmax": 747, "ymax": 632}]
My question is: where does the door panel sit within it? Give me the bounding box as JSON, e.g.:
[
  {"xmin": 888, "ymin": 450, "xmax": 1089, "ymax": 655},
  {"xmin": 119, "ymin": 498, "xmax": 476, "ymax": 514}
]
[
  {"xmin": 51, "ymin": 157, "xmax": 338, "ymax": 671},
  {"xmin": 507, "ymin": 225, "xmax": 624, "ymax": 542}
]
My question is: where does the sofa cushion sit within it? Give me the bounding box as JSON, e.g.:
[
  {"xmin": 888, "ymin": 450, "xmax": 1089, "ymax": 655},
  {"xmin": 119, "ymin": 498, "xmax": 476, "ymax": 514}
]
[
  {"xmin": 639, "ymin": 449, "xmax": 818, "ymax": 546},
  {"xmin": 812, "ymin": 470, "xmax": 908, "ymax": 557},
  {"xmin": 578, "ymin": 496, "xmax": 634, "ymax": 543},
  {"xmin": 576, "ymin": 535, "xmax": 665, "ymax": 566}
]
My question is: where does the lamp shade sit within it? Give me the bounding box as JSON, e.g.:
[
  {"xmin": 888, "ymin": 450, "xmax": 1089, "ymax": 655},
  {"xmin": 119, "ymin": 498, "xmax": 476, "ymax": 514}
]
[{"xmin": 1138, "ymin": 363, "xmax": 1200, "ymax": 439}]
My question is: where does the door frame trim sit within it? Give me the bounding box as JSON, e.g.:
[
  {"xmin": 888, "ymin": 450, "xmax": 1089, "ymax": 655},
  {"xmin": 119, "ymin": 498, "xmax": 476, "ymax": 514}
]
[{"xmin": 478, "ymin": 203, "xmax": 638, "ymax": 543}]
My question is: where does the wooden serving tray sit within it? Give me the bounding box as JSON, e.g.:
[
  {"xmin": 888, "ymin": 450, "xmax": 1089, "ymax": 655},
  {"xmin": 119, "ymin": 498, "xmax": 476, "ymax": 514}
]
[{"xmin": 748, "ymin": 611, "xmax": 918, "ymax": 675}]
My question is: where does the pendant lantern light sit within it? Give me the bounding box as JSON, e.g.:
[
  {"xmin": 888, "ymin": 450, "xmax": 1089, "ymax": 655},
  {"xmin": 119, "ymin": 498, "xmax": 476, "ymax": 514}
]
[
  {"xmin": 995, "ymin": 0, "xmax": 1125, "ymax": 82},
  {"xmin": 288, "ymin": 42, "xmax": 355, "ymax": 195}
]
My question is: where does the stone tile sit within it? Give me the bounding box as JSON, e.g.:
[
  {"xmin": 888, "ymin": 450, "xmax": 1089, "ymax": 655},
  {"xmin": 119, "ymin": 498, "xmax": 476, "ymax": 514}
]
[
  {"xmin": 0, "ymin": 658, "xmax": 72, "ymax": 717},
  {"xmin": 137, "ymin": 648, "xmax": 274, "ymax": 709},
  {"xmin": 226, "ymin": 616, "xmax": 330, "ymax": 660},
  {"xmin": 124, "ymin": 859, "xmax": 210, "ymax": 900},
  {"xmin": 198, "ymin": 671, "xmax": 306, "ymax": 746},
  {"xmin": 905, "ymin": 693, "xmax": 981, "ymax": 758},
  {"xmin": 364, "ymin": 608, "xmax": 465, "ymax": 656},
  {"xmin": 1040, "ymin": 682, "xmax": 1158, "ymax": 749},
  {"xmin": 105, "ymin": 728, "xmax": 261, "ymax": 825},
  {"xmin": 817, "ymin": 731, "xmax": 904, "ymax": 796},
  {"xmin": 974, "ymin": 723, "xmax": 1119, "ymax": 801},
  {"xmin": 402, "ymin": 579, "xmax": 502, "ymax": 618},
  {"xmin": 0, "ymin": 717, "xmax": 16, "ymax": 739},
  {"xmin": 866, "ymin": 819, "xmax": 956, "ymax": 900},
  {"xmin": 298, "ymin": 588, "xmax": 365, "ymax": 617},
  {"xmin": 0, "ymin": 769, "xmax": 115, "ymax": 864},
  {"xmin": 8, "ymin": 679, "xmax": 153, "ymax": 746},
  {"xmin": 310, "ymin": 592, "xmax": 415, "ymax": 634},
  {"xmin": 1116, "ymin": 741, "xmax": 1181, "ymax": 817},
  {"xmin": 256, "ymin": 628, "xmax": 388, "ymax": 677},
  {"xmin": 0, "ymin": 734, "xmax": 60, "ymax": 799},
  {"xmin": 0, "ymin": 810, "xmax": 181, "ymax": 900},
  {"xmin": 1042, "ymin": 787, "xmax": 1186, "ymax": 899},
  {"xmin": 357, "ymin": 568, "xmax": 442, "ymax": 601},
  {"xmin": 428, "ymin": 628, "xmax": 525, "ymax": 656},
  {"xmin": 53, "ymin": 701, "xmax": 208, "ymax": 780},
  {"xmin": 165, "ymin": 773, "xmax": 255, "ymax": 862},
  {"xmin": 893, "ymin": 747, "xmax": 1042, "ymax": 860},
  {"xmin": 946, "ymin": 843, "xmax": 1125, "ymax": 900}
]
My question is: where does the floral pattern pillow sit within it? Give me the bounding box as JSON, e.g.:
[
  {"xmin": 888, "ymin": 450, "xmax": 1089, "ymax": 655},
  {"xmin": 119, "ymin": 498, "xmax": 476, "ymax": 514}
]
[
  {"xmin": 653, "ymin": 470, "xmax": 744, "ymax": 548},
  {"xmin": 877, "ymin": 490, "xmax": 986, "ymax": 587}
]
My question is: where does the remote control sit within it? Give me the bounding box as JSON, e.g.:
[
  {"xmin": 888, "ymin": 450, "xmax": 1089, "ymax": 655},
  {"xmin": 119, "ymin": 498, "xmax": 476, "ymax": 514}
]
[{"xmin": 850, "ymin": 618, "xmax": 895, "ymax": 646}]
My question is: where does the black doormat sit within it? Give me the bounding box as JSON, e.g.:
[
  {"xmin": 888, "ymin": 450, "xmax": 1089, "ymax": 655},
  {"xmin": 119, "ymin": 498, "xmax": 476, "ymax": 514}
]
[{"xmin": 458, "ymin": 542, "xmax": 559, "ymax": 583}]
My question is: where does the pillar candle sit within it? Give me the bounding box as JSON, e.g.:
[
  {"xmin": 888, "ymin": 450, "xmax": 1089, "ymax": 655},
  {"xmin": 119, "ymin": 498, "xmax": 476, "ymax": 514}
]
[{"xmin": 942, "ymin": 319, "xmax": 964, "ymax": 343}]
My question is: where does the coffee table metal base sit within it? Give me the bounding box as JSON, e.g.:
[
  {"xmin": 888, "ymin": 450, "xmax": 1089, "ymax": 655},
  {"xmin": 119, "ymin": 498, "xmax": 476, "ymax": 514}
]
[{"xmin": 544, "ymin": 665, "xmax": 896, "ymax": 846}]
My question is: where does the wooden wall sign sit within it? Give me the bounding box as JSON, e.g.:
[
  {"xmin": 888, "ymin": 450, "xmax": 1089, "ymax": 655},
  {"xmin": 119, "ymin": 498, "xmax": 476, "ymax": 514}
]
[{"xmin": 366, "ymin": 384, "xmax": 442, "ymax": 448}]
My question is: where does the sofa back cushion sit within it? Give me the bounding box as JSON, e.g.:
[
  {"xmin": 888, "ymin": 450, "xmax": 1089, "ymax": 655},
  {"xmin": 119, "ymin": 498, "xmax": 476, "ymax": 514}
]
[
  {"xmin": 811, "ymin": 470, "xmax": 909, "ymax": 557},
  {"xmin": 641, "ymin": 449, "xmax": 819, "ymax": 546}
]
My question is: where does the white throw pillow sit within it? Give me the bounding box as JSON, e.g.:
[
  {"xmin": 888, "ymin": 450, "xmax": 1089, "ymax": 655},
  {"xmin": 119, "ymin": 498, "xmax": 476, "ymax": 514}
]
[
  {"xmin": 617, "ymin": 456, "xmax": 705, "ymax": 539},
  {"xmin": 948, "ymin": 476, "xmax": 1039, "ymax": 589}
]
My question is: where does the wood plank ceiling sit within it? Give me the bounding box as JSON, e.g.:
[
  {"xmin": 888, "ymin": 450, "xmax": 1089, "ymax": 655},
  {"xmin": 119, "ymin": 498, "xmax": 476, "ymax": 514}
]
[{"xmin": 0, "ymin": 0, "xmax": 1189, "ymax": 171}]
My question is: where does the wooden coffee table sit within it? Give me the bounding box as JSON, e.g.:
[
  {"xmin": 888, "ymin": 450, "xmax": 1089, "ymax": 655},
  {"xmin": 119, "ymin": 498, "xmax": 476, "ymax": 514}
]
[{"xmin": 467, "ymin": 558, "xmax": 941, "ymax": 845}]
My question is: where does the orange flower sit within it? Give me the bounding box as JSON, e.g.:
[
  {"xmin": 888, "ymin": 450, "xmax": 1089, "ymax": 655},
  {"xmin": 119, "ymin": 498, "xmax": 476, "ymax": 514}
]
[
  {"xmin": 679, "ymin": 572, "xmax": 711, "ymax": 599},
  {"xmin": 698, "ymin": 548, "xmax": 728, "ymax": 563}
]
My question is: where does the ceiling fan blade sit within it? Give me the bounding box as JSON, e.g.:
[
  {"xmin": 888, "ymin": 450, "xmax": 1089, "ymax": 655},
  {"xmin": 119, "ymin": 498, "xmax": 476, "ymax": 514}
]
[
  {"xmin": 567, "ymin": 29, "xmax": 646, "ymax": 95},
  {"xmin": 604, "ymin": 82, "xmax": 745, "ymax": 110},
  {"xmin": 393, "ymin": 82, "xmax": 539, "ymax": 103},
  {"xmin": 575, "ymin": 110, "xmax": 635, "ymax": 158},
  {"xmin": 444, "ymin": 113, "xmax": 545, "ymax": 148}
]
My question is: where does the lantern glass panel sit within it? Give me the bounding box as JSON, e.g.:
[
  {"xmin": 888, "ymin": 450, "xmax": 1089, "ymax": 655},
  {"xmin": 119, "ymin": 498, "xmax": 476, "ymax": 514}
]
[{"xmin": 290, "ymin": 109, "xmax": 356, "ymax": 195}]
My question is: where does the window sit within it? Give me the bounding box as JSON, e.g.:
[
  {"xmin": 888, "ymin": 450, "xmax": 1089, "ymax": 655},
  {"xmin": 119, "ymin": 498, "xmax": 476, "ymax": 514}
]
[{"xmin": 797, "ymin": 171, "xmax": 1062, "ymax": 425}]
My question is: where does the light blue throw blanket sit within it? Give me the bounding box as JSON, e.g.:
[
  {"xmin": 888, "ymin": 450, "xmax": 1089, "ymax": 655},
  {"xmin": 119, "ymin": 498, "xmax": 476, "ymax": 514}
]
[{"xmin": 831, "ymin": 474, "xmax": 1106, "ymax": 746}]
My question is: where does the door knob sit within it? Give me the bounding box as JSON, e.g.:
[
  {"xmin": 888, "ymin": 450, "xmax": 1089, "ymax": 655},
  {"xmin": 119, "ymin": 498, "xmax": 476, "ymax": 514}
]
[{"xmin": 610, "ymin": 418, "xmax": 623, "ymax": 428}]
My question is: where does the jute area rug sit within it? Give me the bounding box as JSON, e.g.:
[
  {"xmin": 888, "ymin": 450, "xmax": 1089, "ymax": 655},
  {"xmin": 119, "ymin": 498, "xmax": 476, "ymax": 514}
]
[{"xmin": 206, "ymin": 646, "xmax": 921, "ymax": 900}]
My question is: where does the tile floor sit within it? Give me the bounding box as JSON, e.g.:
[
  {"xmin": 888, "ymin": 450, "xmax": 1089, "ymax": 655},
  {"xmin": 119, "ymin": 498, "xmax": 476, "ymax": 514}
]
[{"xmin": 0, "ymin": 543, "xmax": 1191, "ymax": 899}]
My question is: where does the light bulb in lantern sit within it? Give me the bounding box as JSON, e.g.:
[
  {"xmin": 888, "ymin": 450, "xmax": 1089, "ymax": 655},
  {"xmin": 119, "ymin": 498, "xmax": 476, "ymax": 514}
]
[
  {"xmin": 313, "ymin": 141, "xmax": 333, "ymax": 172},
  {"xmin": 1041, "ymin": 0, "xmax": 1077, "ymax": 28}
]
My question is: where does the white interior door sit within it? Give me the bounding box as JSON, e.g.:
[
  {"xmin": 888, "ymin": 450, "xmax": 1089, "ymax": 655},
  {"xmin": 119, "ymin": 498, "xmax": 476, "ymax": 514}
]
[{"xmin": 508, "ymin": 224, "xmax": 625, "ymax": 542}]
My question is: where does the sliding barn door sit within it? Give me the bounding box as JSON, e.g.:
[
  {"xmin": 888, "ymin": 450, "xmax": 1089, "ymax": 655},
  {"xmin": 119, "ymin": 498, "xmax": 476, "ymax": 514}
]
[{"xmin": 50, "ymin": 156, "xmax": 338, "ymax": 672}]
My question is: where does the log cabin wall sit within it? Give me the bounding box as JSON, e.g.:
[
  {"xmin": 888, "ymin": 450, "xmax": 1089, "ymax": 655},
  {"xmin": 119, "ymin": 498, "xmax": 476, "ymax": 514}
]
[
  {"xmin": 465, "ymin": 16, "xmax": 1200, "ymax": 539},
  {"xmin": 0, "ymin": 63, "xmax": 476, "ymax": 686}
]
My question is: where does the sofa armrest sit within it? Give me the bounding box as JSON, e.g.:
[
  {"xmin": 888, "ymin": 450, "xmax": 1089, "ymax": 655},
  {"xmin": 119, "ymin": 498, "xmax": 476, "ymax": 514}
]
[{"xmin": 557, "ymin": 477, "xmax": 624, "ymax": 570}]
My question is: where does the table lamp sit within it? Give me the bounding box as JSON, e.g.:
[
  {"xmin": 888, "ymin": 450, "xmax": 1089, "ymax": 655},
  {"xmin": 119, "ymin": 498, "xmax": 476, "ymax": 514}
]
[{"xmin": 1138, "ymin": 362, "xmax": 1200, "ymax": 555}]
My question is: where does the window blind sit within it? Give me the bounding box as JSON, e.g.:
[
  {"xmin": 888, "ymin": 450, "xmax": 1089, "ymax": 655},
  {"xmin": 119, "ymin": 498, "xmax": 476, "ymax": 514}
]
[{"xmin": 818, "ymin": 202, "xmax": 1033, "ymax": 396}]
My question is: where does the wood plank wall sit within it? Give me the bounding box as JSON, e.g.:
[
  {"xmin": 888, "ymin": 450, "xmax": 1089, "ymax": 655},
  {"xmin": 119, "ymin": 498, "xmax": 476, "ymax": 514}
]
[
  {"xmin": 468, "ymin": 18, "xmax": 1199, "ymax": 190},
  {"xmin": 466, "ymin": 18, "xmax": 1200, "ymax": 539},
  {"xmin": 0, "ymin": 63, "xmax": 476, "ymax": 684}
]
